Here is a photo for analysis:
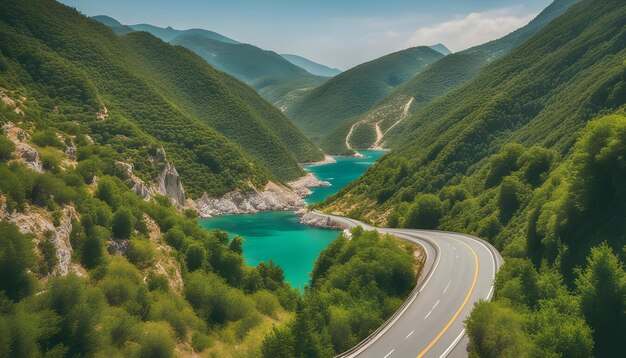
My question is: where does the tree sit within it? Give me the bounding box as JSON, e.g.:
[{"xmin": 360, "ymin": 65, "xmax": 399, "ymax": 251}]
[
  {"xmin": 498, "ymin": 177, "xmax": 528, "ymax": 223},
  {"xmin": 0, "ymin": 222, "xmax": 36, "ymax": 300},
  {"xmin": 575, "ymin": 243, "xmax": 626, "ymax": 357},
  {"xmin": 185, "ymin": 244, "xmax": 206, "ymax": 272},
  {"xmin": 0, "ymin": 136, "xmax": 15, "ymax": 162},
  {"xmin": 404, "ymin": 194, "xmax": 443, "ymax": 229},
  {"xmin": 229, "ymin": 236, "xmax": 243, "ymax": 255},
  {"xmin": 81, "ymin": 225, "xmax": 107, "ymax": 269},
  {"xmin": 112, "ymin": 208, "xmax": 134, "ymax": 240},
  {"xmin": 261, "ymin": 326, "xmax": 295, "ymax": 358}
]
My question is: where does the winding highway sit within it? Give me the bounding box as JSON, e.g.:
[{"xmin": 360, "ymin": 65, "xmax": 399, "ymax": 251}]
[{"xmin": 309, "ymin": 211, "xmax": 503, "ymax": 358}]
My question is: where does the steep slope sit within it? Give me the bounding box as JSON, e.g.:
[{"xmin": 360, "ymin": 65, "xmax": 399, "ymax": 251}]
[
  {"xmin": 285, "ymin": 47, "xmax": 444, "ymax": 142},
  {"xmin": 280, "ymin": 54, "xmax": 342, "ymax": 77},
  {"xmin": 328, "ymin": 0, "xmax": 582, "ymax": 154},
  {"xmin": 96, "ymin": 20, "xmax": 328, "ymax": 109},
  {"xmin": 0, "ymin": 0, "xmax": 323, "ymax": 200},
  {"xmin": 320, "ymin": 1, "xmax": 626, "ymax": 354},
  {"xmin": 169, "ymin": 34, "xmax": 328, "ymax": 108}
]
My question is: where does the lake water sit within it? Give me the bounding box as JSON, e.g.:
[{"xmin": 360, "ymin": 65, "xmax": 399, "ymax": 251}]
[{"xmin": 198, "ymin": 150, "xmax": 386, "ymax": 290}]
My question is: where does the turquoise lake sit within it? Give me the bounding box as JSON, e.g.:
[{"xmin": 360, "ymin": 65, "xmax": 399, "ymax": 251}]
[{"xmin": 198, "ymin": 150, "xmax": 386, "ymax": 290}]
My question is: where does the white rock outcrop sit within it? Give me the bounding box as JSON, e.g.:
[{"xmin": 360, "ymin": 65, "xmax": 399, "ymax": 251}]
[
  {"xmin": 0, "ymin": 203, "xmax": 76, "ymax": 276},
  {"xmin": 190, "ymin": 181, "xmax": 304, "ymax": 217},
  {"xmin": 299, "ymin": 211, "xmax": 346, "ymax": 230},
  {"xmin": 288, "ymin": 173, "xmax": 331, "ymax": 198}
]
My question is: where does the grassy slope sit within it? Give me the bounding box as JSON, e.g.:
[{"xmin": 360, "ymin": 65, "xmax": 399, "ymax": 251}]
[
  {"xmin": 285, "ymin": 47, "xmax": 444, "ymax": 142},
  {"xmin": 325, "ymin": 0, "xmax": 582, "ymax": 153},
  {"xmin": 0, "ymin": 0, "xmax": 324, "ymax": 198}
]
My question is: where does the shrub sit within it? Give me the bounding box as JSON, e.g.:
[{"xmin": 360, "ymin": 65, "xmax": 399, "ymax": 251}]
[
  {"xmin": 252, "ymin": 290, "xmax": 280, "ymax": 318},
  {"xmin": 0, "ymin": 135, "xmax": 15, "ymax": 162},
  {"xmin": 185, "ymin": 244, "xmax": 206, "ymax": 272},
  {"xmin": 0, "ymin": 222, "xmax": 36, "ymax": 300},
  {"xmin": 137, "ymin": 322, "xmax": 175, "ymax": 358},
  {"xmin": 112, "ymin": 208, "xmax": 134, "ymax": 240},
  {"xmin": 127, "ymin": 237, "xmax": 155, "ymax": 268},
  {"xmin": 404, "ymin": 194, "xmax": 443, "ymax": 229}
]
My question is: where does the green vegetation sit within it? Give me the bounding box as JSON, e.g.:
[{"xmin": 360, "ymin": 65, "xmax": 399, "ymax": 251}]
[
  {"xmin": 94, "ymin": 18, "xmax": 330, "ymax": 110},
  {"xmin": 0, "ymin": 136, "xmax": 299, "ymax": 356},
  {"xmin": 0, "ymin": 0, "xmax": 323, "ymax": 200},
  {"xmin": 327, "ymin": 0, "xmax": 582, "ymax": 153},
  {"xmin": 286, "ymin": 47, "xmax": 443, "ymax": 143},
  {"xmin": 320, "ymin": 0, "xmax": 626, "ymax": 355},
  {"xmin": 261, "ymin": 228, "xmax": 419, "ymax": 357}
]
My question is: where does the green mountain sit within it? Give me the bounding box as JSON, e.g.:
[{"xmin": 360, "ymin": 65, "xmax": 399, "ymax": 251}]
[
  {"xmin": 0, "ymin": 2, "xmax": 320, "ymax": 356},
  {"xmin": 326, "ymin": 0, "xmax": 582, "ymax": 154},
  {"xmin": 1, "ymin": 0, "xmax": 323, "ymax": 199},
  {"xmin": 318, "ymin": 0, "xmax": 626, "ymax": 355},
  {"xmin": 94, "ymin": 19, "xmax": 328, "ymax": 109},
  {"xmin": 280, "ymin": 54, "xmax": 342, "ymax": 77},
  {"xmin": 128, "ymin": 23, "xmax": 240, "ymax": 44},
  {"xmin": 429, "ymin": 43, "xmax": 451, "ymax": 55},
  {"xmin": 285, "ymin": 46, "xmax": 444, "ymax": 143},
  {"xmin": 168, "ymin": 34, "xmax": 327, "ymax": 109}
]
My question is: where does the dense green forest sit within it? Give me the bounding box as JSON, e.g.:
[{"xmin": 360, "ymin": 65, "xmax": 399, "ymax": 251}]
[
  {"xmin": 0, "ymin": 0, "xmax": 324, "ymax": 199},
  {"xmin": 94, "ymin": 18, "xmax": 329, "ymax": 110},
  {"xmin": 322, "ymin": 0, "xmax": 582, "ymax": 154},
  {"xmin": 260, "ymin": 228, "xmax": 419, "ymax": 357},
  {"xmin": 285, "ymin": 47, "xmax": 443, "ymax": 143},
  {"xmin": 319, "ymin": 0, "xmax": 626, "ymax": 355},
  {"xmin": 0, "ymin": 103, "xmax": 300, "ymax": 356}
]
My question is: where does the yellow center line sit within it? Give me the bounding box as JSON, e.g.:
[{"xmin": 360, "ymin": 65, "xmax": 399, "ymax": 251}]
[{"xmin": 416, "ymin": 238, "xmax": 479, "ymax": 358}]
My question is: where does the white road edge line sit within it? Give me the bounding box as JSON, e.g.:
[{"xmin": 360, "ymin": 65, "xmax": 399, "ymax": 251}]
[
  {"xmin": 406, "ymin": 330, "xmax": 414, "ymax": 339},
  {"xmin": 384, "ymin": 348, "xmax": 395, "ymax": 358},
  {"xmin": 439, "ymin": 330, "xmax": 465, "ymax": 358}
]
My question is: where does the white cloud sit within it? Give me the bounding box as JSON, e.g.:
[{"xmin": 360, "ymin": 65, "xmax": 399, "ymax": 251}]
[{"xmin": 405, "ymin": 7, "xmax": 537, "ymax": 52}]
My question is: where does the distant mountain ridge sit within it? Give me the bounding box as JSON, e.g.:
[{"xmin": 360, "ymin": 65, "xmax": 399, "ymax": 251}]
[
  {"xmin": 280, "ymin": 54, "xmax": 342, "ymax": 77},
  {"xmin": 92, "ymin": 16, "xmax": 336, "ymax": 110},
  {"xmin": 429, "ymin": 43, "xmax": 452, "ymax": 55},
  {"xmin": 321, "ymin": 0, "xmax": 583, "ymax": 154}
]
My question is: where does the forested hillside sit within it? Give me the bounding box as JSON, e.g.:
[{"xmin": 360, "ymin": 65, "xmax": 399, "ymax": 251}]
[
  {"xmin": 319, "ymin": 0, "xmax": 626, "ymax": 355},
  {"xmin": 285, "ymin": 47, "xmax": 443, "ymax": 143},
  {"xmin": 0, "ymin": 1, "xmax": 325, "ymax": 356},
  {"xmin": 324, "ymin": 0, "xmax": 582, "ymax": 154},
  {"xmin": 0, "ymin": 0, "xmax": 324, "ymax": 200},
  {"xmin": 94, "ymin": 18, "xmax": 329, "ymax": 110}
]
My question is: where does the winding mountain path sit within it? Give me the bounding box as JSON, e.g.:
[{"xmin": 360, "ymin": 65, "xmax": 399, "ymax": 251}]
[{"xmin": 309, "ymin": 211, "xmax": 503, "ymax": 358}]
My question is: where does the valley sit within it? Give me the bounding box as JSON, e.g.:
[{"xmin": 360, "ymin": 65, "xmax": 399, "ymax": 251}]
[{"xmin": 1, "ymin": 0, "xmax": 625, "ymax": 357}]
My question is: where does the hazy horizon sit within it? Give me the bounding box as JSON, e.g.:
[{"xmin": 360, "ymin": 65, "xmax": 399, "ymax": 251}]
[{"xmin": 60, "ymin": 0, "xmax": 550, "ymax": 70}]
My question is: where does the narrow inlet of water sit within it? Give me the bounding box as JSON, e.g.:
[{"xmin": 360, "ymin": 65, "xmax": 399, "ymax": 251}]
[{"xmin": 198, "ymin": 150, "xmax": 386, "ymax": 290}]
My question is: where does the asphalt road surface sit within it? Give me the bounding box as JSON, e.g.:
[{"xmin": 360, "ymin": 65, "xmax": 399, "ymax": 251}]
[{"xmin": 310, "ymin": 211, "xmax": 503, "ymax": 358}]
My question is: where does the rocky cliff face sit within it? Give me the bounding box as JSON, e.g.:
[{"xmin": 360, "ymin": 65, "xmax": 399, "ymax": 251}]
[
  {"xmin": 158, "ymin": 162, "xmax": 185, "ymax": 206},
  {"xmin": 2, "ymin": 122, "xmax": 43, "ymax": 172},
  {"xmin": 190, "ymin": 181, "xmax": 305, "ymax": 217},
  {"xmin": 117, "ymin": 148, "xmax": 186, "ymax": 207},
  {"xmin": 0, "ymin": 201, "xmax": 78, "ymax": 276}
]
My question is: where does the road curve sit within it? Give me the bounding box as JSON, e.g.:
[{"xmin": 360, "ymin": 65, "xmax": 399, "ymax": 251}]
[{"xmin": 309, "ymin": 211, "xmax": 503, "ymax": 358}]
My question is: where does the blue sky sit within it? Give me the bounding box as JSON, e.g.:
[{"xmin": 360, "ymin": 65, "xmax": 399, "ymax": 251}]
[{"xmin": 59, "ymin": 0, "xmax": 552, "ymax": 70}]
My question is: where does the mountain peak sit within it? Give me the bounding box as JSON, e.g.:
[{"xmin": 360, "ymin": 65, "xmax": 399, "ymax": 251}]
[{"xmin": 429, "ymin": 43, "xmax": 452, "ymax": 55}]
